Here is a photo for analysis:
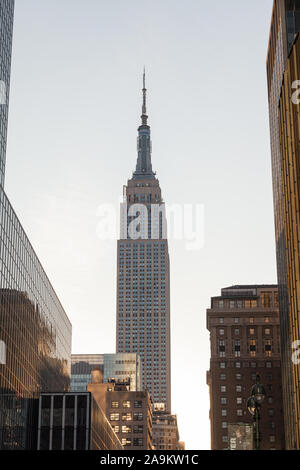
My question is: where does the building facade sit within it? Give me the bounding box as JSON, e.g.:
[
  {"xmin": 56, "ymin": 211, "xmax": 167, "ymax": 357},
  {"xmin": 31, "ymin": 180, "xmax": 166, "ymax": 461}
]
[
  {"xmin": 71, "ymin": 355, "xmax": 104, "ymax": 392},
  {"xmin": 0, "ymin": 1, "xmax": 72, "ymax": 450},
  {"xmin": 267, "ymin": 0, "xmax": 300, "ymax": 449},
  {"xmin": 71, "ymin": 353, "xmax": 141, "ymax": 392},
  {"xmin": 37, "ymin": 392, "xmax": 123, "ymax": 450},
  {"xmin": 116, "ymin": 73, "xmax": 171, "ymax": 412},
  {"xmin": 0, "ymin": 0, "xmax": 14, "ymax": 187},
  {"xmin": 278, "ymin": 31, "xmax": 300, "ymax": 449},
  {"xmin": 207, "ymin": 285, "xmax": 285, "ymax": 450},
  {"xmin": 87, "ymin": 375, "xmax": 153, "ymax": 450},
  {"xmin": 152, "ymin": 410, "xmax": 181, "ymax": 450}
]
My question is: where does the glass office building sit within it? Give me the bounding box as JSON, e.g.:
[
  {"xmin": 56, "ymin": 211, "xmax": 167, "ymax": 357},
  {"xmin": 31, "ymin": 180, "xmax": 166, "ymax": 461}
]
[
  {"xmin": 71, "ymin": 353, "xmax": 141, "ymax": 392},
  {"xmin": 37, "ymin": 392, "xmax": 123, "ymax": 450},
  {"xmin": 71, "ymin": 354, "xmax": 104, "ymax": 392},
  {"xmin": 103, "ymin": 353, "xmax": 141, "ymax": 391},
  {"xmin": 0, "ymin": 188, "xmax": 72, "ymax": 449},
  {"xmin": 0, "ymin": 0, "xmax": 14, "ymax": 187},
  {"xmin": 0, "ymin": 1, "xmax": 72, "ymax": 449},
  {"xmin": 267, "ymin": 0, "xmax": 300, "ymax": 449}
]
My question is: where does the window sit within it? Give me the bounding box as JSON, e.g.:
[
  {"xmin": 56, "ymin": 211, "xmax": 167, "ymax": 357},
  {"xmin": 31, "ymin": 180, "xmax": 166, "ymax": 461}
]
[
  {"xmin": 235, "ymin": 340, "xmax": 241, "ymax": 357},
  {"xmin": 230, "ymin": 301, "xmax": 235, "ymax": 309},
  {"xmin": 249, "ymin": 328, "xmax": 255, "ymax": 335},
  {"xmin": 220, "ymin": 374, "xmax": 226, "ymax": 380},
  {"xmin": 237, "ymin": 410, "xmax": 243, "ymax": 416},
  {"xmin": 221, "ymin": 398, "xmax": 227, "ymax": 405},
  {"xmin": 265, "ymin": 340, "xmax": 272, "ymax": 357},
  {"xmin": 123, "ymin": 401, "xmax": 131, "ymax": 408},
  {"xmin": 219, "ymin": 329, "xmax": 224, "ymax": 336},
  {"xmin": 122, "ymin": 413, "xmax": 132, "ymax": 421},
  {"xmin": 134, "ymin": 400, "xmax": 142, "ymax": 408},
  {"xmin": 112, "ymin": 425, "xmax": 119, "ymax": 433},
  {"xmin": 219, "ymin": 318, "xmax": 224, "ymax": 324},
  {"xmin": 236, "ymin": 385, "xmax": 242, "ymax": 392},
  {"xmin": 220, "ymin": 362, "xmax": 226, "ymax": 369},
  {"xmin": 222, "ymin": 422, "xmax": 228, "ymax": 429},
  {"xmin": 221, "ymin": 409, "xmax": 227, "ymax": 416},
  {"xmin": 221, "ymin": 386, "xmax": 226, "ymax": 392},
  {"xmin": 265, "ymin": 328, "xmax": 271, "ymax": 335},
  {"xmin": 234, "ymin": 329, "xmax": 240, "ymax": 336},
  {"xmin": 122, "ymin": 425, "xmax": 131, "ymax": 434},
  {"xmin": 250, "ymin": 339, "xmax": 256, "ymax": 357},
  {"xmin": 133, "ymin": 438, "xmax": 143, "ymax": 447},
  {"xmin": 133, "ymin": 425, "xmax": 143, "ymax": 433},
  {"xmin": 219, "ymin": 300, "xmax": 224, "ymax": 309},
  {"xmin": 111, "ymin": 401, "xmax": 119, "ymax": 408},
  {"xmin": 270, "ymin": 436, "xmax": 275, "ymax": 443},
  {"xmin": 249, "ymin": 317, "xmax": 254, "ymax": 324},
  {"xmin": 235, "ymin": 362, "xmax": 241, "ymax": 368},
  {"xmin": 261, "ymin": 292, "xmax": 271, "ymax": 308},
  {"xmin": 222, "ymin": 436, "xmax": 228, "ymax": 443},
  {"xmin": 237, "ymin": 398, "xmax": 242, "ymax": 405},
  {"xmin": 234, "ymin": 317, "xmax": 239, "ymax": 324},
  {"xmin": 264, "ymin": 317, "xmax": 270, "ymax": 324},
  {"xmin": 110, "ymin": 413, "xmax": 120, "ymax": 421},
  {"xmin": 268, "ymin": 409, "xmax": 275, "ymax": 417},
  {"xmin": 133, "ymin": 412, "xmax": 143, "ymax": 421},
  {"xmin": 245, "ymin": 300, "xmax": 257, "ymax": 308},
  {"xmin": 236, "ymin": 373, "xmax": 242, "ymax": 380},
  {"xmin": 121, "ymin": 438, "xmax": 132, "ymax": 447}
]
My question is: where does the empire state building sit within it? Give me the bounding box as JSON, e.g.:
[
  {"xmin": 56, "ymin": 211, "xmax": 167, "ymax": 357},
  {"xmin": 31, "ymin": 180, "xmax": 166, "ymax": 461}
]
[{"xmin": 116, "ymin": 72, "xmax": 171, "ymax": 412}]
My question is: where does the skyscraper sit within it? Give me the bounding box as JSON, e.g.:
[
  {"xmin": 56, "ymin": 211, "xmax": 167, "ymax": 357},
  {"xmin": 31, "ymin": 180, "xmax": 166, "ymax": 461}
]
[
  {"xmin": 0, "ymin": 0, "xmax": 14, "ymax": 187},
  {"xmin": 116, "ymin": 72, "xmax": 171, "ymax": 412},
  {"xmin": 0, "ymin": 2, "xmax": 72, "ymax": 449},
  {"xmin": 267, "ymin": 0, "xmax": 300, "ymax": 449},
  {"xmin": 207, "ymin": 285, "xmax": 285, "ymax": 450}
]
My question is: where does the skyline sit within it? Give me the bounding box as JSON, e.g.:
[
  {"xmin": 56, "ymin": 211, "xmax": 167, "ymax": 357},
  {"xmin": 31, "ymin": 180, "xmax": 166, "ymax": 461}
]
[{"xmin": 4, "ymin": 0, "xmax": 275, "ymax": 449}]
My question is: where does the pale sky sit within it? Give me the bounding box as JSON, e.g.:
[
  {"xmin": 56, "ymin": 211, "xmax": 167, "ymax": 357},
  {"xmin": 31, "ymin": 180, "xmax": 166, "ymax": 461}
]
[{"xmin": 5, "ymin": 0, "xmax": 275, "ymax": 450}]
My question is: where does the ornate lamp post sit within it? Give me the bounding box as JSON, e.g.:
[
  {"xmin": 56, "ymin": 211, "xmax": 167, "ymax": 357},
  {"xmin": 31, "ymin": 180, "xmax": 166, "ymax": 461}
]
[{"xmin": 247, "ymin": 374, "xmax": 266, "ymax": 450}]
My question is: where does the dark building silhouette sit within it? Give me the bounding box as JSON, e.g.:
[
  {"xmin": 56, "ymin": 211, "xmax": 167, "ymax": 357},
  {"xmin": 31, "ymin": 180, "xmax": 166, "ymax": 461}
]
[
  {"xmin": 207, "ymin": 285, "xmax": 285, "ymax": 450},
  {"xmin": 37, "ymin": 392, "xmax": 123, "ymax": 450}
]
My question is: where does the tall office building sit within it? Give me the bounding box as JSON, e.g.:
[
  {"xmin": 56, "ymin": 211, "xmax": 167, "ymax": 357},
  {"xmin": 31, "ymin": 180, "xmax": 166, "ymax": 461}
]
[
  {"xmin": 267, "ymin": 0, "xmax": 300, "ymax": 449},
  {"xmin": 0, "ymin": 2, "xmax": 72, "ymax": 449},
  {"xmin": 71, "ymin": 353, "xmax": 141, "ymax": 392},
  {"xmin": 116, "ymin": 73, "xmax": 171, "ymax": 411},
  {"xmin": 207, "ymin": 285, "xmax": 285, "ymax": 450},
  {"xmin": 0, "ymin": 0, "xmax": 14, "ymax": 188}
]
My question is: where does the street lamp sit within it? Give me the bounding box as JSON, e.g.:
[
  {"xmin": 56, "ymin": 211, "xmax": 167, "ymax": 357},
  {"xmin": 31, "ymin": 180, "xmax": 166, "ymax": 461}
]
[{"xmin": 247, "ymin": 374, "xmax": 266, "ymax": 450}]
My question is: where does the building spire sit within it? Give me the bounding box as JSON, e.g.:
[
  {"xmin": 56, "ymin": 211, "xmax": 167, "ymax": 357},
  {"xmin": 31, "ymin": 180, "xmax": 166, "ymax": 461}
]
[
  {"xmin": 141, "ymin": 67, "xmax": 148, "ymax": 125},
  {"xmin": 133, "ymin": 69, "xmax": 155, "ymax": 180}
]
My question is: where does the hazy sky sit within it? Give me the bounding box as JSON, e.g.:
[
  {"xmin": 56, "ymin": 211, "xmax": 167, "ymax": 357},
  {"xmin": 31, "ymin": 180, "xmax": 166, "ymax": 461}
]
[{"xmin": 5, "ymin": 0, "xmax": 274, "ymax": 450}]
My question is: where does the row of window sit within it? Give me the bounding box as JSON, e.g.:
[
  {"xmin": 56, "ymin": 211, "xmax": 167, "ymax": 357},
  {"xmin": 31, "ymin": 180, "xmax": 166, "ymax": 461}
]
[
  {"xmin": 215, "ymin": 293, "xmax": 278, "ymax": 310},
  {"xmin": 112, "ymin": 424, "xmax": 144, "ymax": 434},
  {"xmin": 218, "ymin": 327, "xmax": 272, "ymax": 335},
  {"xmin": 110, "ymin": 412, "xmax": 144, "ymax": 421},
  {"xmin": 111, "ymin": 400, "xmax": 143, "ymax": 409}
]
